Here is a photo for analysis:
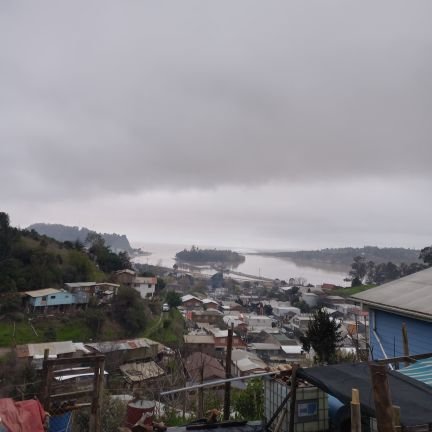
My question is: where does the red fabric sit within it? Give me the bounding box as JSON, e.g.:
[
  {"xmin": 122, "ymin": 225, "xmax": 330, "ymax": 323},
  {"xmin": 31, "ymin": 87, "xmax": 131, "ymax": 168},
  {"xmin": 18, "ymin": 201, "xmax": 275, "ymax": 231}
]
[{"xmin": 0, "ymin": 398, "xmax": 45, "ymax": 432}]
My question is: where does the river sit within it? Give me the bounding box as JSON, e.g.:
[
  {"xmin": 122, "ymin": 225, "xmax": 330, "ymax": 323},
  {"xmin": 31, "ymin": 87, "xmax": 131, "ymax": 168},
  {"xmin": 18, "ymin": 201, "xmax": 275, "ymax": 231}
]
[{"xmin": 132, "ymin": 242, "xmax": 349, "ymax": 286}]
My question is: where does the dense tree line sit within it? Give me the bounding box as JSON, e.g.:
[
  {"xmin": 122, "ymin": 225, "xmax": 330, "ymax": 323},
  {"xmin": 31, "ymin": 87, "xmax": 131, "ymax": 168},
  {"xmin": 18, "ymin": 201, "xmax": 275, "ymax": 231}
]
[
  {"xmin": 175, "ymin": 246, "xmax": 245, "ymax": 264},
  {"xmin": 87, "ymin": 233, "xmax": 132, "ymax": 273},
  {"xmin": 262, "ymin": 246, "xmax": 421, "ymax": 266},
  {"xmin": 350, "ymin": 246, "xmax": 432, "ymax": 286}
]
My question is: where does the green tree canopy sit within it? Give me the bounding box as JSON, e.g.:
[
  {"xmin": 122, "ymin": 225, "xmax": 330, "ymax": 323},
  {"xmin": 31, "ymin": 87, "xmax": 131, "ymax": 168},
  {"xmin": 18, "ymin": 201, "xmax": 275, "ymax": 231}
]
[
  {"xmin": 420, "ymin": 246, "xmax": 432, "ymax": 266},
  {"xmin": 112, "ymin": 286, "xmax": 148, "ymax": 335},
  {"xmin": 165, "ymin": 291, "xmax": 181, "ymax": 308},
  {"xmin": 232, "ymin": 378, "xmax": 264, "ymax": 420},
  {"xmin": 301, "ymin": 308, "xmax": 343, "ymax": 364}
]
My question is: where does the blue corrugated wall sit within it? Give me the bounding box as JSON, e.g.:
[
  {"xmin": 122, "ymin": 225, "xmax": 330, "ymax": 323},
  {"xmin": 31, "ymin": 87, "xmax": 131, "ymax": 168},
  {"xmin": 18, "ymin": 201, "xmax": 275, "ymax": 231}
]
[{"xmin": 370, "ymin": 308, "xmax": 432, "ymax": 359}]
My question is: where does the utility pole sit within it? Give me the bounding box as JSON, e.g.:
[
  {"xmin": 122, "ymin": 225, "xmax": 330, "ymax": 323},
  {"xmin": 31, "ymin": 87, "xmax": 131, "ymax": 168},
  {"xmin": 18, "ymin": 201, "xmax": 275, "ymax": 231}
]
[{"xmin": 223, "ymin": 324, "xmax": 234, "ymax": 420}]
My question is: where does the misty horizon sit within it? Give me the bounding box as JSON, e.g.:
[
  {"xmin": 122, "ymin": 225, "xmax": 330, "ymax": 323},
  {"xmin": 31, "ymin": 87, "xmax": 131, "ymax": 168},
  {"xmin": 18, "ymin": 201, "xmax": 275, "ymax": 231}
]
[{"xmin": 1, "ymin": 1, "xmax": 431, "ymax": 250}]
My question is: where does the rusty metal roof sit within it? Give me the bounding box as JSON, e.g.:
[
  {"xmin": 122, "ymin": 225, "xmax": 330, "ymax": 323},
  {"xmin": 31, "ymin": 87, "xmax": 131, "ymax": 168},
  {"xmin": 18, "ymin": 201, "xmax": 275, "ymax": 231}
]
[
  {"xmin": 120, "ymin": 361, "xmax": 164, "ymax": 382},
  {"xmin": 85, "ymin": 338, "xmax": 155, "ymax": 353}
]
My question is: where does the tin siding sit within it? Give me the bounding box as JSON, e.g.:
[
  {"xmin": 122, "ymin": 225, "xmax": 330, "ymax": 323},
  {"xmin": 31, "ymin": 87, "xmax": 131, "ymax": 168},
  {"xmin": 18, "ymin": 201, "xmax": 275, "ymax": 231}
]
[
  {"xmin": 370, "ymin": 308, "xmax": 432, "ymax": 360},
  {"xmin": 32, "ymin": 292, "xmax": 75, "ymax": 307}
]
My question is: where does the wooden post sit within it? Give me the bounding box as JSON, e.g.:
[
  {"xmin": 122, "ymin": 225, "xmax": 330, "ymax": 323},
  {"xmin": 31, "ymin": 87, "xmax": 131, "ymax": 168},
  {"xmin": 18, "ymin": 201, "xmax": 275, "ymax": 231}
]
[
  {"xmin": 364, "ymin": 315, "xmax": 368, "ymax": 348},
  {"xmin": 351, "ymin": 389, "xmax": 361, "ymax": 432},
  {"xmin": 402, "ymin": 323, "xmax": 409, "ymax": 367},
  {"xmin": 355, "ymin": 315, "xmax": 360, "ymax": 361},
  {"xmin": 198, "ymin": 362, "xmax": 204, "ymax": 418},
  {"xmin": 39, "ymin": 349, "xmax": 50, "ymax": 409},
  {"xmin": 90, "ymin": 357, "xmax": 105, "ymax": 432},
  {"xmin": 393, "ymin": 405, "xmax": 401, "ymax": 432},
  {"xmin": 223, "ymin": 324, "xmax": 234, "ymax": 420},
  {"xmin": 369, "ymin": 363, "xmax": 394, "ymax": 432},
  {"xmin": 289, "ymin": 365, "xmax": 298, "ymax": 432},
  {"xmin": 274, "ymin": 407, "xmax": 288, "ymax": 432}
]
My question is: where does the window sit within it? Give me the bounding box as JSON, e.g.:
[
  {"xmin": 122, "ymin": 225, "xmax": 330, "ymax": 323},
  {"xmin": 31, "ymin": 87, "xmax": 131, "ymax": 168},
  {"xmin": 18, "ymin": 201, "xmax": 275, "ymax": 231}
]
[
  {"xmin": 42, "ymin": 296, "xmax": 47, "ymax": 301},
  {"xmin": 297, "ymin": 399, "xmax": 319, "ymax": 421},
  {"xmin": 50, "ymin": 296, "xmax": 56, "ymax": 299},
  {"xmin": 148, "ymin": 284, "xmax": 152, "ymax": 288}
]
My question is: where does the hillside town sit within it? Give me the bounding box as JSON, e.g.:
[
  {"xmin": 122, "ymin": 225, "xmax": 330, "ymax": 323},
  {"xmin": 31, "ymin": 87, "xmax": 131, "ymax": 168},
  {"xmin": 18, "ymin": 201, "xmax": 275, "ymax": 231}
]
[
  {"xmin": 2, "ymin": 1, "xmax": 432, "ymax": 431},
  {"xmin": 3, "ymin": 241, "xmax": 432, "ymax": 432}
]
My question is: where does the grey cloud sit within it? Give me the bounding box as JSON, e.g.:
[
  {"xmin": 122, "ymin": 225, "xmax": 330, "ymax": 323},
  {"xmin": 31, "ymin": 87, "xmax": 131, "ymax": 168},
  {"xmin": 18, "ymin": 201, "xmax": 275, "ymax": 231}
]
[{"xmin": 1, "ymin": 1, "xmax": 432, "ymax": 201}]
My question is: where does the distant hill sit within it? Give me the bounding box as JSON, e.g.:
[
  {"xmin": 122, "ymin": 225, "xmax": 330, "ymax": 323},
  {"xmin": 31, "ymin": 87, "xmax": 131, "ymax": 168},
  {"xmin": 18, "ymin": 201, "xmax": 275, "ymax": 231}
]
[
  {"xmin": 28, "ymin": 223, "xmax": 134, "ymax": 253},
  {"xmin": 257, "ymin": 246, "xmax": 421, "ymax": 267}
]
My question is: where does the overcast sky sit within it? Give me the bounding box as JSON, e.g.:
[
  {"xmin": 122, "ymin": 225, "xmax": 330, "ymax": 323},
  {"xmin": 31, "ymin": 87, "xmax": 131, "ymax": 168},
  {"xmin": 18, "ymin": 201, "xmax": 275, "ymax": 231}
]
[{"xmin": 1, "ymin": 1, "xmax": 432, "ymax": 250}]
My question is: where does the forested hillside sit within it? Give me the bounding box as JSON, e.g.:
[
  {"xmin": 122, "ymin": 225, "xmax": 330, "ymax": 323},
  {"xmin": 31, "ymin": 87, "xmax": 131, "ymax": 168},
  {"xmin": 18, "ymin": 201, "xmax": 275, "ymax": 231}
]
[
  {"xmin": 28, "ymin": 223, "xmax": 134, "ymax": 253},
  {"xmin": 0, "ymin": 213, "xmax": 104, "ymax": 292}
]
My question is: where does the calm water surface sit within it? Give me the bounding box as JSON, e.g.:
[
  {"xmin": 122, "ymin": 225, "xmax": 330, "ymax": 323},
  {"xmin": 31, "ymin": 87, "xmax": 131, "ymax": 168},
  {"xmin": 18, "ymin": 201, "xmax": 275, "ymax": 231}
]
[{"xmin": 132, "ymin": 242, "xmax": 349, "ymax": 286}]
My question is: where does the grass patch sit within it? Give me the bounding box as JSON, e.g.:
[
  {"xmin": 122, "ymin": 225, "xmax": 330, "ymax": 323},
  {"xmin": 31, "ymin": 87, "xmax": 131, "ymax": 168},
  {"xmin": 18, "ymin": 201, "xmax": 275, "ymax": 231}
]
[
  {"xmin": 144, "ymin": 308, "xmax": 185, "ymax": 346},
  {"xmin": 0, "ymin": 316, "xmax": 93, "ymax": 347},
  {"xmin": 332, "ymin": 284, "xmax": 376, "ymax": 298}
]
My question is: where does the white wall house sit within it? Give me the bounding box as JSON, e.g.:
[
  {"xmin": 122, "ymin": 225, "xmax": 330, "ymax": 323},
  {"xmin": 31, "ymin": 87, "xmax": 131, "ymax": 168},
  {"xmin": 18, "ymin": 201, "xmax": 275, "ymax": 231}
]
[
  {"xmin": 133, "ymin": 276, "xmax": 157, "ymax": 298},
  {"xmin": 244, "ymin": 314, "xmax": 274, "ymax": 332}
]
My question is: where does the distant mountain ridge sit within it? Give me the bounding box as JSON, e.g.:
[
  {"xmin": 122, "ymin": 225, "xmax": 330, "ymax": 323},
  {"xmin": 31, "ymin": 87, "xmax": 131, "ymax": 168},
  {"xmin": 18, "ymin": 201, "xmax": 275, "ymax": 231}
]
[
  {"xmin": 27, "ymin": 223, "xmax": 134, "ymax": 253},
  {"xmin": 257, "ymin": 246, "xmax": 421, "ymax": 267}
]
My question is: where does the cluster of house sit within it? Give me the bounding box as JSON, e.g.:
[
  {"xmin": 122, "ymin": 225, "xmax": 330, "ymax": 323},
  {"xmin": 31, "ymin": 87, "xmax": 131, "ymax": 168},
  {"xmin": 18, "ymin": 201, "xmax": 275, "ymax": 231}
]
[
  {"xmin": 22, "ymin": 269, "xmax": 157, "ymax": 313},
  {"xmin": 177, "ymin": 281, "xmax": 372, "ymax": 384},
  {"xmin": 180, "ymin": 294, "xmax": 306, "ymax": 383}
]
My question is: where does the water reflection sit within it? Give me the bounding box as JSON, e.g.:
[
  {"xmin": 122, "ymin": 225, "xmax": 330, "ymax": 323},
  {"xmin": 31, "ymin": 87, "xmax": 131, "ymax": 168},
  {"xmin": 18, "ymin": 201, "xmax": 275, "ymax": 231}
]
[{"xmin": 133, "ymin": 242, "xmax": 349, "ymax": 286}]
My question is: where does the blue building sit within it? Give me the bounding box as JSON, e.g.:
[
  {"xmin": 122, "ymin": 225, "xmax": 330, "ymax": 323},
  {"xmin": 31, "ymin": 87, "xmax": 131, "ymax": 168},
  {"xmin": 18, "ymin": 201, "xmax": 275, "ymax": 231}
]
[
  {"xmin": 24, "ymin": 288, "xmax": 87, "ymax": 312},
  {"xmin": 352, "ymin": 267, "xmax": 432, "ymax": 360}
]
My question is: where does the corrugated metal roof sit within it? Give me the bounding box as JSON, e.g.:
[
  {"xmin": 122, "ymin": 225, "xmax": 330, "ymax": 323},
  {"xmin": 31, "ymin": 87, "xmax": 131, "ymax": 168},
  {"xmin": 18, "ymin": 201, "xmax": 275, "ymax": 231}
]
[
  {"xmin": 86, "ymin": 338, "xmax": 151, "ymax": 353},
  {"xmin": 184, "ymin": 335, "xmax": 215, "ymax": 344},
  {"xmin": 352, "ymin": 267, "xmax": 432, "ymax": 320},
  {"xmin": 24, "ymin": 288, "xmax": 61, "ymax": 297},
  {"xmin": 182, "ymin": 294, "xmax": 202, "ymax": 303},
  {"xmin": 249, "ymin": 343, "xmax": 280, "ymax": 351},
  {"xmin": 115, "ymin": 269, "xmax": 136, "ymax": 275},
  {"xmin": 17, "ymin": 341, "xmax": 76, "ymax": 358},
  {"xmin": 54, "ymin": 367, "xmax": 109, "ymax": 381},
  {"xmin": 281, "ymin": 345, "xmax": 303, "ymax": 354},
  {"xmin": 236, "ymin": 358, "xmax": 266, "ymax": 372},
  {"xmin": 64, "ymin": 282, "xmax": 96, "ymax": 288},
  {"xmin": 120, "ymin": 361, "xmax": 164, "ymax": 382},
  {"xmin": 202, "ymin": 298, "xmax": 219, "ymax": 304},
  {"xmin": 399, "ymin": 358, "xmax": 432, "ymax": 386},
  {"xmin": 85, "ymin": 337, "xmax": 162, "ymax": 354},
  {"xmin": 193, "ymin": 310, "xmax": 222, "ymax": 316},
  {"xmin": 95, "ymin": 283, "xmax": 120, "ymax": 288}
]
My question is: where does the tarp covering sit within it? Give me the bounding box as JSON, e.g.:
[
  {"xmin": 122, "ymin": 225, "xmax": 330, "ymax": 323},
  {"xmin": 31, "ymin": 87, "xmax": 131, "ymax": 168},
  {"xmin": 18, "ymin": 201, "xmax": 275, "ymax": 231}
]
[
  {"xmin": 297, "ymin": 362, "xmax": 432, "ymax": 426},
  {"xmin": 0, "ymin": 398, "xmax": 45, "ymax": 432}
]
